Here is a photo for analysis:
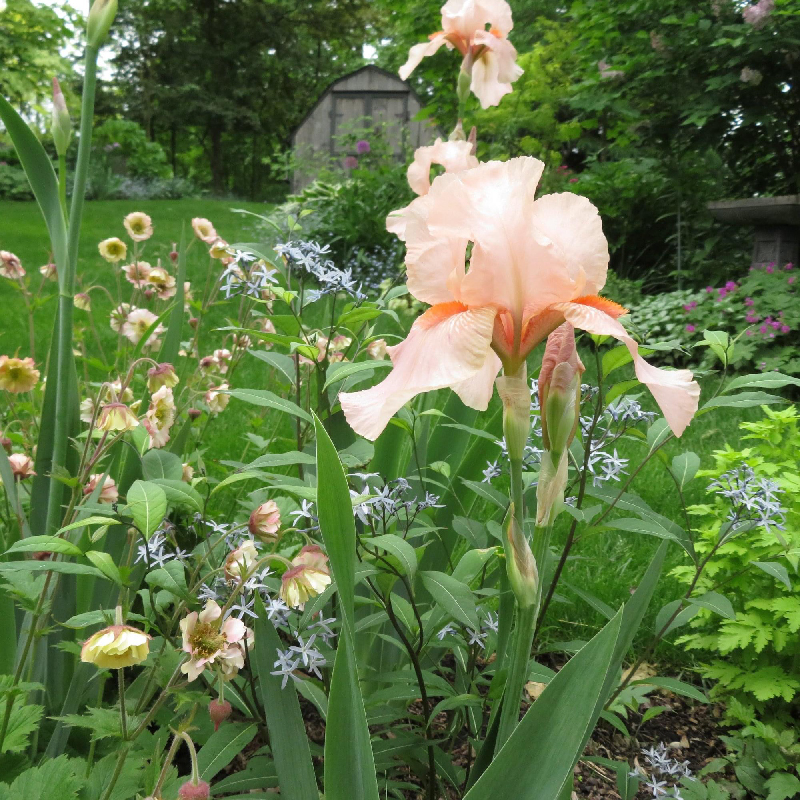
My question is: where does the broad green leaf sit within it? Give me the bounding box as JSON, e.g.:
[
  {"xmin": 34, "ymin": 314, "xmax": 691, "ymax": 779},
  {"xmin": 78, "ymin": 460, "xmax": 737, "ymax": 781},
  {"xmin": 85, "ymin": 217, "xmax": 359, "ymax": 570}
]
[
  {"xmin": 5, "ymin": 536, "xmax": 82, "ymax": 557},
  {"xmin": 83, "ymin": 551, "xmax": 122, "ymax": 585},
  {"xmin": 751, "ymin": 561, "xmax": 792, "ymax": 590},
  {"xmin": 56, "ymin": 515, "xmax": 117, "ymax": 534},
  {"xmin": 148, "ymin": 478, "xmax": 203, "ymax": 512},
  {"xmin": 428, "ymin": 694, "xmax": 482, "ymax": 726},
  {"xmin": 0, "ymin": 561, "xmax": 107, "ymax": 578},
  {"xmin": 252, "ymin": 596, "xmax": 318, "ymax": 799},
  {"xmin": 421, "ymin": 570, "xmax": 479, "ymax": 629},
  {"xmin": 144, "ymin": 560, "xmax": 188, "ymax": 599},
  {"xmin": 605, "ymin": 517, "xmax": 694, "ymax": 560},
  {"xmin": 563, "ymin": 581, "xmax": 615, "ymax": 620},
  {"xmin": 249, "ymin": 350, "xmax": 297, "ymax": 385},
  {"xmin": 687, "ymin": 591, "xmax": 736, "ymax": 620},
  {"xmin": 701, "ymin": 391, "xmax": 784, "ymax": 412},
  {"xmin": 126, "ymin": 480, "xmax": 167, "ymax": 540},
  {"xmin": 227, "ymin": 388, "xmax": 312, "ymax": 422},
  {"xmin": 631, "ymin": 677, "xmax": 708, "ymax": 703},
  {"xmin": 141, "ymin": 449, "xmax": 183, "ymax": 481},
  {"xmin": 646, "ymin": 418, "xmax": 671, "ymax": 453},
  {"xmin": 197, "ymin": 722, "xmax": 258, "ymax": 781},
  {"xmin": 324, "ymin": 360, "xmax": 390, "ymax": 390},
  {"xmin": 655, "ymin": 599, "xmax": 699, "ymax": 635},
  {"xmin": 723, "ymin": 372, "xmax": 800, "ymax": 394},
  {"xmin": 245, "ymin": 451, "xmax": 316, "ymax": 470},
  {"xmin": 460, "ymin": 479, "xmax": 508, "ymax": 510},
  {"xmin": 602, "ymin": 346, "xmax": 633, "ymax": 378},
  {"xmin": 62, "ymin": 610, "xmax": 147, "ymax": 629},
  {"xmin": 313, "ymin": 414, "xmax": 379, "ymax": 800},
  {"xmin": 369, "ymin": 534, "xmax": 418, "ymax": 580},
  {"xmin": 463, "ymin": 611, "xmax": 622, "ymax": 800},
  {"xmin": 210, "ymin": 471, "xmax": 263, "ymax": 495},
  {"xmin": 698, "ymin": 330, "xmax": 732, "ymax": 366},
  {"xmin": 670, "ymin": 452, "xmax": 700, "ymax": 489}
]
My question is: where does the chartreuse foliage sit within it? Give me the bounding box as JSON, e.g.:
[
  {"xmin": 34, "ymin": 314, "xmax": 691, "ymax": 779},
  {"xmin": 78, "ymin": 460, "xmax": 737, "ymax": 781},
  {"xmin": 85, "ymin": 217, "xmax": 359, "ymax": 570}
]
[{"xmin": 671, "ymin": 406, "xmax": 800, "ymax": 798}]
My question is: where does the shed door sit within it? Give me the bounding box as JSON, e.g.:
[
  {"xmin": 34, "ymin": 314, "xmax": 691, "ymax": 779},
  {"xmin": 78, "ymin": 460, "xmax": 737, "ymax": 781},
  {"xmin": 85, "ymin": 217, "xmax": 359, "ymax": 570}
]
[{"xmin": 330, "ymin": 92, "xmax": 409, "ymax": 156}]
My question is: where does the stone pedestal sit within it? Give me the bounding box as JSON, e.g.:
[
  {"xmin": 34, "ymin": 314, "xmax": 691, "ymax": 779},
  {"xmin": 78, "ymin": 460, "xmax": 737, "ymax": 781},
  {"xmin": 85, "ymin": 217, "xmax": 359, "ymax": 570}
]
[{"xmin": 707, "ymin": 195, "xmax": 800, "ymax": 268}]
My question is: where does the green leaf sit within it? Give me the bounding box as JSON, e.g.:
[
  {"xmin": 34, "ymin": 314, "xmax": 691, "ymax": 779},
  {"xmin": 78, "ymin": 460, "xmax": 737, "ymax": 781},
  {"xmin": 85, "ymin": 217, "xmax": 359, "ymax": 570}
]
[
  {"xmin": 0, "ymin": 754, "xmax": 80, "ymax": 800},
  {"xmin": 244, "ymin": 451, "xmax": 316, "ymax": 470},
  {"xmin": 723, "ymin": 372, "xmax": 800, "ymax": 393},
  {"xmin": 249, "ymin": 349, "xmax": 297, "ymax": 385},
  {"xmin": 602, "ymin": 346, "xmax": 633, "ymax": 378},
  {"xmin": 84, "ymin": 551, "xmax": 123, "ymax": 585},
  {"xmin": 141, "ymin": 449, "xmax": 183, "ymax": 481},
  {"xmin": 0, "ymin": 97, "xmax": 68, "ymax": 273},
  {"xmin": 369, "ymin": 534, "xmax": 418, "ymax": 580},
  {"xmin": 646, "ymin": 418, "xmax": 671, "ymax": 453},
  {"xmin": 252, "ymin": 596, "xmax": 318, "ymax": 800},
  {"xmin": 148, "ymin": 479, "xmax": 203, "ymax": 512},
  {"xmin": 670, "ymin": 452, "xmax": 700, "ymax": 489},
  {"xmin": 764, "ymin": 772, "xmax": 800, "ymax": 800},
  {"xmin": 0, "ymin": 561, "xmax": 108, "ymax": 579},
  {"xmin": 687, "ymin": 591, "xmax": 736, "ymax": 620},
  {"xmin": 144, "ymin": 560, "xmax": 188, "ymax": 599},
  {"xmin": 5, "ymin": 536, "xmax": 82, "ymax": 557},
  {"xmin": 62, "ymin": 610, "xmax": 147, "ymax": 629},
  {"xmin": 655, "ymin": 599, "xmax": 699, "ymax": 635},
  {"xmin": 313, "ymin": 413, "xmax": 379, "ymax": 800},
  {"xmin": 599, "ymin": 710, "xmax": 630, "ymax": 736},
  {"xmin": 605, "ymin": 517, "xmax": 694, "ymax": 560},
  {"xmin": 324, "ymin": 360, "xmax": 391, "ymax": 390},
  {"xmin": 210, "ymin": 471, "xmax": 263, "ymax": 495},
  {"xmin": 126, "ymin": 480, "xmax": 167, "ymax": 539},
  {"xmin": 56, "ymin": 515, "xmax": 117, "ymax": 534},
  {"xmin": 562, "ymin": 581, "xmax": 615, "ymax": 620},
  {"xmin": 463, "ymin": 610, "xmax": 622, "ymax": 800},
  {"xmin": 227, "ymin": 388, "xmax": 312, "ymax": 422},
  {"xmin": 751, "ymin": 561, "xmax": 792, "ymax": 590},
  {"xmin": 701, "ymin": 391, "xmax": 784, "ymax": 411},
  {"xmin": 699, "ymin": 330, "xmax": 733, "ymax": 366},
  {"xmin": 631, "ymin": 677, "xmax": 708, "ymax": 703},
  {"xmin": 421, "ymin": 571, "xmax": 479, "ymax": 629},
  {"xmin": 197, "ymin": 722, "xmax": 258, "ymax": 781}
]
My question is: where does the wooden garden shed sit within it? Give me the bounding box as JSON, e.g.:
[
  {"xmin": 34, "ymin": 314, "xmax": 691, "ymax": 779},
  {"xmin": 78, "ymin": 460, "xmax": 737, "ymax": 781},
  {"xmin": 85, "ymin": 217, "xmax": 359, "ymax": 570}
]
[{"xmin": 291, "ymin": 65, "xmax": 436, "ymax": 192}]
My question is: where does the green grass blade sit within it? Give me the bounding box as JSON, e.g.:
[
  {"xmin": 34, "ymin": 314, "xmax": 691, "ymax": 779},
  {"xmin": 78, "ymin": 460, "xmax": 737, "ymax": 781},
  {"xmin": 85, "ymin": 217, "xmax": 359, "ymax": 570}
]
[
  {"xmin": 313, "ymin": 414, "xmax": 379, "ymax": 800},
  {"xmin": 252, "ymin": 596, "xmax": 318, "ymax": 800},
  {"xmin": 463, "ymin": 610, "xmax": 623, "ymax": 800}
]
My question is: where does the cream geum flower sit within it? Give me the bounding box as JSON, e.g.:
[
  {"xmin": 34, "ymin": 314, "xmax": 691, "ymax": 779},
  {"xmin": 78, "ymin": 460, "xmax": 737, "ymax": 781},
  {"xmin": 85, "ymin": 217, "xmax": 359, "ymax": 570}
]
[
  {"xmin": 192, "ymin": 217, "xmax": 217, "ymax": 244},
  {"xmin": 97, "ymin": 402, "xmax": 139, "ymax": 432},
  {"xmin": 224, "ymin": 539, "xmax": 258, "ymax": 581},
  {"xmin": 147, "ymin": 266, "xmax": 177, "ymax": 300},
  {"xmin": 122, "ymin": 307, "xmax": 165, "ymax": 348},
  {"xmin": 0, "ymin": 356, "xmax": 40, "ymax": 393},
  {"xmin": 280, "ymin": 545, "xmax": 332, "ymax": 609},
  {"xmin": 98, "ymin": 237, "xmax": 127, "ymax": 263},
  {"xmin": 0, "ymin": 250, "xmax": 25, "ymax": 279},
  {"xmin": 249, "ymin": 500, "xmax": 281, "ymax": 542},
  {"xmin": 399, "ymin": 0, "xmax": 523, "ymax": 109},
  {"xmin": 84, "ymin": 473, "xmax": 119, "ymax": 504},
  {"xmin": 123, "ymin": 211, "xmax": 153, "ymax": 241},
  {"xmin": 341, "ymin": 156, "xmax": 700, "ymax": 441},
  {"xmin": 205, "ymin": 383, "xmax": 230, "ymax": 414},
  {"xmin": 81, "ymin": 624, "xmax": 150, "ymax": 669},
  {"xmin": 123, "ymin": 261, "xmax": 151, "ymax": 288},
  {"xmin": 180, "ymin": 599, "xmax": 251, "ymax": 681},
  {"xmin": 9, "ymin": 453, "xmax": 36, "ymax": 480},
  {"xmin": 143, "ymin": 385, "xmax": 176, "ymax": 448},
  {"xmin": 147, "ymin": 362, "xmax": 179, "ymax": 392}
]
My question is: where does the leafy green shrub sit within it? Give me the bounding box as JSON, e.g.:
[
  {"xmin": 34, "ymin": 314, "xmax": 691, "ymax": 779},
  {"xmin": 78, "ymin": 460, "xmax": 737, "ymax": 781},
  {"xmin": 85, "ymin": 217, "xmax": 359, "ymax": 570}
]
[
  {"xmin": 0, "ymin": 162, "xmax": 35, "ymax": 200},
  {"xmin": 672, "ymin": 405, "xmax": 800, "ymax": 796},
  {"xmin": 92, "ymin": 119, "xmax": 170, "ymax": 180}
]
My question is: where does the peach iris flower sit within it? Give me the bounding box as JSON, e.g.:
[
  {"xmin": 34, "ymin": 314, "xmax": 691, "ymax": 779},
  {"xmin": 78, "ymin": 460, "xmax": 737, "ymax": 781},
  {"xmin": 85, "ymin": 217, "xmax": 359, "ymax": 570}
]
[
  {"xmin": 341, "ymin": 156, "xmax": 700, "ymax": 441},
  {"xmin": 399, "ymin": 0, "xmax": 523, "ymax": 109}
]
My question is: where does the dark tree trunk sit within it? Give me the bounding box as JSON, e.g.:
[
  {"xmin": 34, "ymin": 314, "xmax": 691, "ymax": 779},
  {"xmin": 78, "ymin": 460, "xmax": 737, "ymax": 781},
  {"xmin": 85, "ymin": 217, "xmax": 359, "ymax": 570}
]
[{"xmin": 209, "ymin": 120, "xmax": 224, "ymax": 195}]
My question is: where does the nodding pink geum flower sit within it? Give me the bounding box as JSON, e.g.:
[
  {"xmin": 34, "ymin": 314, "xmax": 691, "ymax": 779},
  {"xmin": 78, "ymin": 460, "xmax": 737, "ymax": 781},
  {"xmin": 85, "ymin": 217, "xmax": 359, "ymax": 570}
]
[
  {"xmin": 341, "ymin": 156, "xmax": 700, "ymax": 441},
  {"xmin": 399, "ymin": 0, "xmax": 523, "ymax": 109}
]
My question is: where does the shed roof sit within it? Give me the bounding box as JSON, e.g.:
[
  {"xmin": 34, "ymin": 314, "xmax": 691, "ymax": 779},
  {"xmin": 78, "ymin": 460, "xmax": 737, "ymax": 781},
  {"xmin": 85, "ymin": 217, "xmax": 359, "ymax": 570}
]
[{"xmin": 291, "ymin": 64, "xmax": 424, "ymax": 143}]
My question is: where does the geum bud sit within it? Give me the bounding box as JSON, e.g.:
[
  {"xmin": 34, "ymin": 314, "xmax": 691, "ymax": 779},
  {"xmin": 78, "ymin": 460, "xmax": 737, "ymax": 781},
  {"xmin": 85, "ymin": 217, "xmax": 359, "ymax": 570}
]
[{"xmin": 536, "ymin": 323, "xmax": 584, "ymax": 527}]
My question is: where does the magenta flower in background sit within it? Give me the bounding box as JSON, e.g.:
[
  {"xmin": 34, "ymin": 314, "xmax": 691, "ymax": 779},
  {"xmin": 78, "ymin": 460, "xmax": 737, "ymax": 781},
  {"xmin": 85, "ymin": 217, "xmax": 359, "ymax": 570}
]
[
  {"xmin": 725, "ymin": 280, "xmax": 737, "ymax": 291},
  {"xmin": 759, "ymin": 324, "xmax": 768, "ymax": 334},
  {"xmin": 356, "ymin": 140, "xmax": 371, "ymax": 155},
  {"xmin": 683, "ymin": 301, "xmax": 698, "ymax": 312},
  {"xmin": 789, "ymin": 276, "xmax": 796, "ymax": 285},
  {"xmin": 717, "ymin": 288, "xmax": 728, "ymax": 300},
  {"xmin": 569, "ymin": 177, "xmax": 579, "ymax": 183},
  {"xmin": 343, "ymin": 156, "xmax": 359, "ymax": 170},
  {"xmin": 746, "ymin": 330, "xmax": 753, "ymax": 336},
  {"xmin": 771, "ymin": 321, "xmax": 781, "ymax": 330},
  {"xmin": 785, "ymin": 263, "xmax": 794, "ymax": 270},
  {"xmin": 746, "ymin": 313, "xmax": 759, "ymax": 323},
  {"xmin": 685, "ymin": 324, "xmax": 696, "ymax": 333},
  {"xmin": 766, "ymin": 265, "xmax": 774, "ymax": 274},
  {"xmin": 705, "ymin": 286, "xmax": 714, "ymax": 293},
  {"xmin": 744, "ymin": 297, "xmax": 754, "ymax": 306}
]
